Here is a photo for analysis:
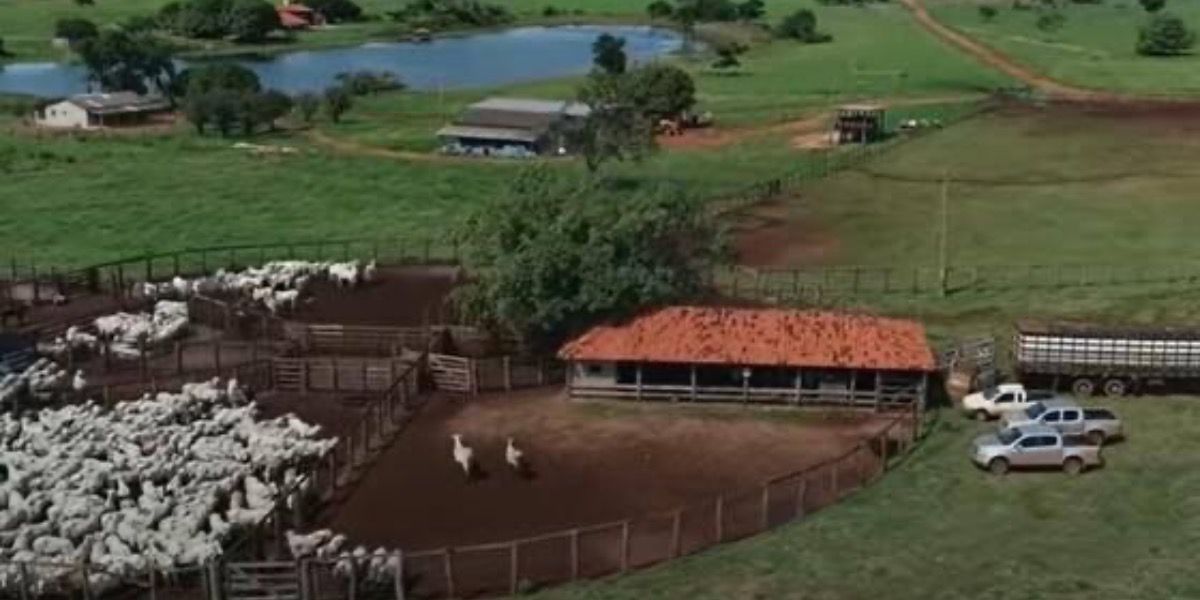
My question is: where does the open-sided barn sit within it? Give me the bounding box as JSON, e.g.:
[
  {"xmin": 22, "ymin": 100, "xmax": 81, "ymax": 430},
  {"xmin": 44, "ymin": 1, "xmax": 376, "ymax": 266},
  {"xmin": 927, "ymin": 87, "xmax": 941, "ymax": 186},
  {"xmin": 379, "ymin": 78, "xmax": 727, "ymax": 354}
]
[{"xmin": 559, "ymin": 306, "xmax": 936, "ymax": 408}]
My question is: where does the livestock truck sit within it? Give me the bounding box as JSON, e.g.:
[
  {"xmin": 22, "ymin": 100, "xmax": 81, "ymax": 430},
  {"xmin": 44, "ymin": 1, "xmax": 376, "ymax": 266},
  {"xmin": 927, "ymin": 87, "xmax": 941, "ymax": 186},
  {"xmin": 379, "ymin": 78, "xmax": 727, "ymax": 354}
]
[{"xmin": 1015, "ymin": 320, "xmax": 1200, "ymax": 397}]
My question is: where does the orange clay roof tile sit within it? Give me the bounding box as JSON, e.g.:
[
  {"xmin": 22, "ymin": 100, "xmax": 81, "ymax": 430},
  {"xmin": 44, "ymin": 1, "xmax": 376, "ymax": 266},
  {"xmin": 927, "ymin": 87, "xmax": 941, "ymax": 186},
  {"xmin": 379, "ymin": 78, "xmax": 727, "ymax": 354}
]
[{"xmin": 558, "ymin": 306, "xmax": 936, "ymax": 372}]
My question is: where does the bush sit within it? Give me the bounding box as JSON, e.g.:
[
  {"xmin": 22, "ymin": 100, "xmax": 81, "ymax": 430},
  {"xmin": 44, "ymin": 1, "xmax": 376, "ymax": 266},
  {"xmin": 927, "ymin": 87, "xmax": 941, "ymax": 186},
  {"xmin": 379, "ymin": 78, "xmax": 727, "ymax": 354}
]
[
  {"xmin": 333, "ymin": 70, "xmax": 406, "ymax": 95},
  {"xmin": 1139, "ymin": 0, "xmax": 1167, "ymax": 13},
  {"xmin": 1137, "ymin": 12, "xmax": 1195, "ymax": 56},
  {"xmin": 157, "ymin": 0, "xmax": 280, "ymax": 41},
  {"xmin": 387, "ymin": 0, "xmax": 513, "ymax": 28},
  {"xmin": 776, "ymin": 9, "xmax": 832, "ymax": 43},
  {"xmin": 676, "ymin": 0, "xmax": 738, "ymax": 22},
  {"xmin": 1035, "ymin": 10, "xmax": 1066, "ymax": 33},
  {"xmin": 181, "ymin": 63, "xmax": 262, "ymax": 97},
  {"xmin": 324, "ymin": 86, "xmax": 353, "ymax": 123},
  {"xmin": 227, "ymin": 0, "xmax": 280, "ymax": 42},
  {"xmin": 307, "ymin": 0, "xmax": 364, "ymax": 23},
  {"xmin": 736, "ymin": 0, "xmax": 764, "ymax": 20},
  {"xmin": 54, "ymin": 18, "xmax": 99, "ymax": 45},
  {"xmin": 979, "ymin": 6, "xmax": 998, "ymax": 21},
  {"xmin": 646, "ymin": 0, "xmax": 673, "ymax": 19},
  {"xmin": 294, "ymin": 92, "xmax": 320, "ymax": 123}
]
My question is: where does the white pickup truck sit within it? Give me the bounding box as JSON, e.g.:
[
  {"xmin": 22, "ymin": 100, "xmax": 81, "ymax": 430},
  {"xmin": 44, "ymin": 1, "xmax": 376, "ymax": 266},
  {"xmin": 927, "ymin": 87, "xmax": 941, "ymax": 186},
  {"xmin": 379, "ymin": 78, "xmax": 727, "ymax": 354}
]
[
  {"xmin": 971, "ymin": 425, "xmax": 1104, "ymax": 475},
  {"xmin": 961, "ymin": 383, "xmax": 1061, "ymax": 420},
  {"xmin": 1000, "ymin": 399, "xmax": 1124, "ymax": 445}
]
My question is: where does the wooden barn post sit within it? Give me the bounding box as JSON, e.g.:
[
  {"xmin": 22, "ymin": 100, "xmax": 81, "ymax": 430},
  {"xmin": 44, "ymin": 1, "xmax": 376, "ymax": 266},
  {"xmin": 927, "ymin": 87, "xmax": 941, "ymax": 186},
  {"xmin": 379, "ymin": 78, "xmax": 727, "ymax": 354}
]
[
  {"xmin": 714, "ymin": 496, "xmax": 724, "ymax": 542},
  {"xmin": 393, "ymin": 551, "xmax": 406, "ymax": 600},
  {"xmin": 570, "ymin": 529, "xmax": 581, "ymax": 580},
  {"xmin": 670, "ymin": 510, "xmax": 682, "ymax": 558},
  {"xmin": 760, "ymin": 484, "xmax": 771, "ymax": 531}
]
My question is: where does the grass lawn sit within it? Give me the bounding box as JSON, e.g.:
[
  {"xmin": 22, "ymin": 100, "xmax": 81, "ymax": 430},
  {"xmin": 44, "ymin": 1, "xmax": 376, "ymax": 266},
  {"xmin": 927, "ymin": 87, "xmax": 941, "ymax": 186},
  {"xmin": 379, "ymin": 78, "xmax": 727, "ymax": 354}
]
[
  {"xmin": 927, "ymin": 0, "xmax": 1200, "ymax": 95},
  {"xmin": 532, "ymin": 398, "xmax": 1200, "ymax": 600}
]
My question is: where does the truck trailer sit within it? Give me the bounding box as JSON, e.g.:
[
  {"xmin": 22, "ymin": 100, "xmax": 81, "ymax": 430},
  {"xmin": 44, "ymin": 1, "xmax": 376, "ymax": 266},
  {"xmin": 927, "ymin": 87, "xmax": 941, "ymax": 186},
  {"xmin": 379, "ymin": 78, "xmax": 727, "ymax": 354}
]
[{"xmin": 1015, "ymin": 320, "xmax": 1200, "ymax": 396}]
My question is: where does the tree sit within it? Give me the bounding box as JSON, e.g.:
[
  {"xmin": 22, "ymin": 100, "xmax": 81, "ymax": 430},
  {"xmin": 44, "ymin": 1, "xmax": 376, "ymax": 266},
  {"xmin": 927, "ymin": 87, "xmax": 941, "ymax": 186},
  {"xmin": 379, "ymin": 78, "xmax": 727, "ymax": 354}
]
[
  {"xmin": 77, "ymin": 30, "xmax": 177, "ymax": 96},
  {"xmin": 295, "ymin": 92, "xmax": 320, "ymax": 123},
  {"xmin": 181, "ymin": 63, "xmax": 262, "ymax": 97},
  {"xmin": 575, "ymin": 73, "xmax": 655, "ymax": 174},
  {"xmin": 453, "ymin": 169, "xmax": 726, "ymax": 351},
  {"xmin": 73, "ymin": 0, "xmax": 95, "ymax": 6},
  {"xmin": 646, "ymin": 0, "xmax": 673, "ymax": 20},
  {"xmin": 979, "ymin": 5, "xmax": 998, "ymax": 21},
  {"xmin": 0, "ymin": 37, "xmax": 9, "ymax": 58},
  {"xmin": 592, "ymin": 33, "xmax": 627, "ymax": 75},
  {"xmin": 55, "ymin": 18, "xmax": 99, "ymax": 46},
  {"xmin": 250, "ymin": 89, "xmax": 293, "ymax": 131},
  {"xmin": 711, "ymin": 43, "xmax": 743, "ymax": 73},
  {"xmin": 736, "ymin": 0, "xmax": 764, "ymax": 21},
  {"xmin": 625, "ymin": 63, "xmax": 696, "ymax": 120},
  {"xmin": 324, "ymin": 86, "xmax": 353, "ymax": 123},
  {"xmin": 1137, "ymin": 12, "xmax": 1195, "ymax": 56},
  {"xmin": 334, "ymin": 70, "xmax": 406, "ymax": 95},
  {"xmin": 306, "ymin": 0, "xmax": 363, "ymax": 22},
  {"xmin": 227, "ymin": 0, "xmax": 280, "ymax": 42},
  {"xmin": 776, "ymin": 9, "xmax": 832, "ymax": 43},
  {"xmin": 183, "ymin": 92, "xmax": 214, "ymax": 134},
  {"xmin": 1035, "ymin": 10, "xmax": 1066, "ymax": 33},
  {"xmin": 1139, "ymin": 0, "xmax": 1167, "ymax": 13}
]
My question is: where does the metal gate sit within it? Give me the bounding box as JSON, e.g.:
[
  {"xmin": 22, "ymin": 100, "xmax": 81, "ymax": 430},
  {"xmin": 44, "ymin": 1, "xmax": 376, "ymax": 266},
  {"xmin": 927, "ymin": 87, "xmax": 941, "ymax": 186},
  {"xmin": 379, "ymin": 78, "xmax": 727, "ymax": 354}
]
[
  {"xmin": 224, "ymin": 561, "xmax": 301, "ymax": 600},
  {"xmin": 427, "ymin": 352, "xmax": 474, "ymax": 393}
]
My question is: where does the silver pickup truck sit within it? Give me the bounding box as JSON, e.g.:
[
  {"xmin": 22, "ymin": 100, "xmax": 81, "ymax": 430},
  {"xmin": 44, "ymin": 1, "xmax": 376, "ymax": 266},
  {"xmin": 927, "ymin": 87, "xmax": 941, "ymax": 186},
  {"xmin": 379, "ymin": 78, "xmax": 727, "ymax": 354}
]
[
  {"xmin": 971, "ymin": 425, "xmax": 1103, "ymax": 475},
  {"xmin": 1000, "ymin": 400, "xmax": 1123, "ymax": 445}
]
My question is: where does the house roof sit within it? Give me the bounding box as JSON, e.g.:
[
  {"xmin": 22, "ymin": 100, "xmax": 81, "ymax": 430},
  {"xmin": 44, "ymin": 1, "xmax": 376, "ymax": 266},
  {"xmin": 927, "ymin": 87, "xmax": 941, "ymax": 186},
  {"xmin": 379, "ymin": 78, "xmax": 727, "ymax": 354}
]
[
  {"xmin": 469, "ymin": 97, "xmax": 591, "ymax": 117},
  {"xmin": 278, "ymin": 10, "xmax": 311, "ymax": 28},
  {"xmin": 436, "ymin": 124, "xmax": 541, "ymax": 143},
  {"xmin": 457, "ymin": 108, "xmax": 560, "ymax": 132},
  {"xmin": 558, "ymin": 306, "xmax": 937, "ymax": 372},
  {"xmin": 279, "ymin": 3, "xmax": 315, "ymax": 13},
  {"xmin": 66, "ymin": 92, "xmax": 170, "ymax": 115}
]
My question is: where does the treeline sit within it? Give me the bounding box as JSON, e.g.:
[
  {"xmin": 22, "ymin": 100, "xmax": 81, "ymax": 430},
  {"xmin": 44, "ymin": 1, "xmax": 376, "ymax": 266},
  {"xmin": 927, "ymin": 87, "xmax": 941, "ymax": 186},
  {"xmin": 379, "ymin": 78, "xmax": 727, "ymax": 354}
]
[
  {"xmin": 387, "ymin": 0, "xmax": 514, "ymax": 29},
  {"xmin": 646, "ymin": 0, "xmax": 832, "ymax": 43}
]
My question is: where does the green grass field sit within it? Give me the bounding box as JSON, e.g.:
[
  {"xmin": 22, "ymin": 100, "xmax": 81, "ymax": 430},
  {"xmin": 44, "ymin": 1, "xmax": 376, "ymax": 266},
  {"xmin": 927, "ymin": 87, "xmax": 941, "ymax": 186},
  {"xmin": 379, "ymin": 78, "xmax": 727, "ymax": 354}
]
[
  {"xmin": 928, "ymin": 0, "xmax": 1200, "ymax": 95},
  {"xmin": 532, "ymin": 398, "xmax": 1200, "ymax": 600}
]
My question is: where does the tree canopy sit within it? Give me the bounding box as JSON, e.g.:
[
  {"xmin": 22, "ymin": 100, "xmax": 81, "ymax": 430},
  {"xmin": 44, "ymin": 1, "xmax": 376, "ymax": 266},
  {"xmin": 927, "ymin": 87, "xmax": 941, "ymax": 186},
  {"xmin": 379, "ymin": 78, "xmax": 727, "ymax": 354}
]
[
  {"xmin": 1137, "ymin": 12, "xmax": 1195, "ymax": 56},
  {"xmin": 77, "ymin": 30, "xmax": 177, "ymax": 96},
  {"xmin": 306, "ymin": 0, "xmax": 364, "ymax": 22},
  {"xmin": 776, "ymin": 9, "xmax": 832, "ymax": 43},
  {"xmin": 624, "ymin": 63, "xmax": 696, "ymax": 120},
  {"xmin": 157, "ymin": 0, "xmax": 280, "ymax": 42},
  {"xmin": 54, "ymin": 18, "xmax": 99, "ymax": 45},
  {"xmin": 1139, "ymin": 0, "xmax": 1167, "ymax": 13},
  {"xmin": 575, "ymin": 73, "xmax": 655, "ymax": 173},
  {"xmin": 592, "ymin": 33, "xmax": 628, "ymax": 75},
  {"xmin": 454, "ymin": 170, "xmax": 727, "ymax": 351},
  {"xmin": 646, "ymin": 0, "xmax": 674, "ymax": 19}
]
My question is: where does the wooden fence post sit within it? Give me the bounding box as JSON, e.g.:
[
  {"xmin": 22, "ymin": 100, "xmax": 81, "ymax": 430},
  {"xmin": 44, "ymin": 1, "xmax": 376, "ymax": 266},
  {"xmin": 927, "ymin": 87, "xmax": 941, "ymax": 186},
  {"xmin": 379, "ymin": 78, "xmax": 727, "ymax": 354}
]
[
  {"xmin": 18, "ymin": 562, "xmax": 30, "ymax": 600},
  {"xmin": 175, "ymin": 342, "xmax": 184, "ymax": 375},
  {"xmin": 620, "ymin": 520, "xmax": 631, "ymax": 573},
  {"xmin": 714, "ymin": 496, "xmax": 724, "ymax": 542},
  {"xmin": 394, "ymin": 551, "xmax": 406, "ymax": 600},
  {"xmin": 509, "ymin": 542, "xmax": 520, "ymax": 595},
  {"xmin": 138, "ymin": 337, "xmax": 148, "ymax": 382},
  {"xmin": 503, "ymin": 356, "xmax": 512, "ymax": 391},
  {"xmin": 795, "ymin": 476, "xmax": 807, "ymax": 518},
  {"xmin": 760, "ymin": 484, "xmax": 771, "ymax": 531},
  {"xmin": 570, "ymin": 529, "xmax": 581, "ymax": 580},
  {"xmin": 443, "ymin": 549, "xmax": 455, "ymax": 600},
  {"xmin": 670, "ymin": 509, "xmax": 682, "ymax": 558},
  {"xmin": 214, "ymin": 341, "xmax": 222, "ymax": 376}
]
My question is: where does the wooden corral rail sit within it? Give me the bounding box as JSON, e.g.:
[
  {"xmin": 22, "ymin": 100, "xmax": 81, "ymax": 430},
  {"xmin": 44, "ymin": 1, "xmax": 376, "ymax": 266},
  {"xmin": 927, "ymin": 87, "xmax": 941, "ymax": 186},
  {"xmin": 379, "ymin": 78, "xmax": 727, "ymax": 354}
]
[
  {"xmin": 426, "ymin": 353, "xmax": 564, "ymax": 395},
  {"xmin": 271, "ymin": 355, "xmax": 417, "ymax": 393},
  {"xmin": 287, "ymin": 323, "xmax": 432, "ymax": 356},
  {"xmin": 383, "ymin": 412, "xmax": 919, "ymax": 600}
]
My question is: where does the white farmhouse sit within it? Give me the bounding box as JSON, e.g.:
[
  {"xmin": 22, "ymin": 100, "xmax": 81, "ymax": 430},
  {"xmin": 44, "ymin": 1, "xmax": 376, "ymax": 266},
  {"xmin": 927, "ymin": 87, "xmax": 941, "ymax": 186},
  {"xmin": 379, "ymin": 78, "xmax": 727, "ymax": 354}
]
[{"xmin": 34, "ymin": 92, "xmax": 171, "ymax": 129}]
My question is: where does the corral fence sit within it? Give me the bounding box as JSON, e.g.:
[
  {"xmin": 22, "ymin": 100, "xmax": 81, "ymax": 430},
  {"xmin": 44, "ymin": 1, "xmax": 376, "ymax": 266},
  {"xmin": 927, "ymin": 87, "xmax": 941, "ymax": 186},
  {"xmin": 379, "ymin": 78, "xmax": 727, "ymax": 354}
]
[
  {"xmin": 282, "ymin": 411, "xmax": 916, "ymax": 600},
  {"xmin": 716, "ymin": 261, "xmax": 1200, "ymax": 303},
  {"xmin": 271, "ymin": 355, "xmax": 420, "ymax": 394},
  {"xmin": 428, "ymin": 353, "xmax": 565, "ymax": 395}
]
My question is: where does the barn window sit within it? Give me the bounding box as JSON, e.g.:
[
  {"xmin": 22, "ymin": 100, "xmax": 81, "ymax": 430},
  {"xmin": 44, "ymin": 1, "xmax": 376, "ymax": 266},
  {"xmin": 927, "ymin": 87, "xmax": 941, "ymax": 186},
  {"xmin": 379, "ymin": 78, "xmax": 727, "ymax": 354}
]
[{"xmin": 585, "ymin": 364, "xmax": 604, "ymax": 376}]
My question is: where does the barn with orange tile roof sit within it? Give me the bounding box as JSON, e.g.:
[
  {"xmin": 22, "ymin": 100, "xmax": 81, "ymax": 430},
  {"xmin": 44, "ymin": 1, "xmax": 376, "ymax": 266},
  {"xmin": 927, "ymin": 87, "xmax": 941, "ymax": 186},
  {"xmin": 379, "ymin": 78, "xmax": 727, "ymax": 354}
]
[{"xmin": 558, "ymin": 306, "xmax": 935, "ymax": 408}]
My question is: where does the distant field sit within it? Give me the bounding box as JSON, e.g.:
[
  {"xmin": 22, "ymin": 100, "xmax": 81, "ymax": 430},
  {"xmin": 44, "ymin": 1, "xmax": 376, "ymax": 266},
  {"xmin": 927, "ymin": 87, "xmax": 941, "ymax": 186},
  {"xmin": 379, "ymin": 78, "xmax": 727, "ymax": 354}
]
[
  {"xmin": 534, "ymin": 397, "xmax": 1200, "ymax": 600},
  {"xmin": 928, "ymin": 0, "xmax": 1200, "ymax": 94}
]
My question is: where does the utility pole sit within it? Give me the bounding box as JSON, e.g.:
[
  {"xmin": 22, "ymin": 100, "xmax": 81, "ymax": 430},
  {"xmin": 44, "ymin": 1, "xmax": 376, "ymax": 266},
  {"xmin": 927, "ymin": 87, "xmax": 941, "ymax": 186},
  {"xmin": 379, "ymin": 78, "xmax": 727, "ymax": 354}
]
[{"xmin": 938, "ymin": 172, "xmax": 950, "ymax": 297}]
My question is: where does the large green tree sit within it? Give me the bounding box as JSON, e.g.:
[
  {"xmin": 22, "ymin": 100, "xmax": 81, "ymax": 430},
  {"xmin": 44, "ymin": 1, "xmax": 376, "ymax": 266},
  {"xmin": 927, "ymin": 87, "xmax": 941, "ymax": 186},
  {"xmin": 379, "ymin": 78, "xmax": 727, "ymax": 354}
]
[
  {"xmin": 77, "ymin": 30, "xmax": 177, "ymax": 96},
  {"xmin": 625, "ymin": 63, "xmax": 696, "ymax": 120},
  {"xmin": 592, "ymin": 33, "xmax": 628, "ymax": 75},
  {"xmin": 54, "ymin": 18, "xmax": 99, "ymax": 46},
  {"xmin": 454, "ymin": 170, "xmax": 727, "ymax": 351},
  {"xmin": 1137, "ymin": 12, "xmax": 1195, "ymax": 55},
  {"xmin": 575, "ymin": 73, "xmax": 655, "ymax": 174},
  {"xmin": 227, "ymin": 0, "xmax": 280, "ymax": 42}
]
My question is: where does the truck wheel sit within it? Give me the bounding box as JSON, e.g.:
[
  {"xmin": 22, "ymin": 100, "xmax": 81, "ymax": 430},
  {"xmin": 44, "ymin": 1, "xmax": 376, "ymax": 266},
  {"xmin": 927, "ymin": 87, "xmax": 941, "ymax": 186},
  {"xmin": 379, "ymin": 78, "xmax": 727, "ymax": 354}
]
[
  {"xmin": 1087, "ymin": 430, "xmax": 1106, "ymax": 446},
  {"xmin": 988, "ymin": 458, "xmax": 1009, "ymax": 475},
  {"xmin": 973, "ymin": 410, "xmax": 990, "ymax": 422},
  {"xmin": 1071, "ymin": 378, "xmax": 1096, "ymax": 397},
  {"xmin": 1103, "ymin": 378, "xmax": 1127, "ymax": 397},
  {"xmin": 1062, "ymin": 457, "xmax": 1084, "ymax": 476}
]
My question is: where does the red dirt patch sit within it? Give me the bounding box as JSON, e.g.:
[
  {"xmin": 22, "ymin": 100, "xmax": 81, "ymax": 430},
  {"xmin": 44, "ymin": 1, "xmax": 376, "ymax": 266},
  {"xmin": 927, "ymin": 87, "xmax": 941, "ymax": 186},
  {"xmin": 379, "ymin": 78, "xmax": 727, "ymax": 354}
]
[
  {"xmin": 290, "ymin": 265, "xmax": 462, "ymax": 327},
  {"xmin": 729, "ymin": 197, "xmax": 841, "ymax": 268},
  {"xmin": 318, "ymin": 388, "xmax": 886, "ymax": 551}
]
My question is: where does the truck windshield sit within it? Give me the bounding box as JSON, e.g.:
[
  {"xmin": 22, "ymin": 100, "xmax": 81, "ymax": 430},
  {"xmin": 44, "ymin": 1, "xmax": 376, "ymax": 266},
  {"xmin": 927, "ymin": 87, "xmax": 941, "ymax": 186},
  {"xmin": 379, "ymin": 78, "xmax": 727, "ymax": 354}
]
[
  {"xmin": 998, "ymin": 428, "xmax": 1022, "ymax": 445},
  {"xmin": 1025, "ymin": 403, "xmax": 1047, "ymax": 419}
]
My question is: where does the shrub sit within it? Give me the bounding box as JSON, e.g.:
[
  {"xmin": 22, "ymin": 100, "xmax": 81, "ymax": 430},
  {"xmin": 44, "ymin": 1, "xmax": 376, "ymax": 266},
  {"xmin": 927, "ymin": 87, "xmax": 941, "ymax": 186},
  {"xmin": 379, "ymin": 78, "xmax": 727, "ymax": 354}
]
[
  {"xmin": 646, "ymin": 0, "xmax": 673, "ymax": 19},
  {"xmin": 979, "ymin": 5, "xmax": 998, "ymax": 21},
  {"xmin": 54, "ymin": 18, "xmax": 99, "ymax": 45},
  {"xmin": 1137, "ymin": 12, "xmax": 1195, "ymax": 56},
  {"xmin": 333, "ymin": 70, "xmax": 406, "ymax": 95},
  {"xmin": 1139, "ymin": 0, "xmax": 1167, "ymax": 13},
  {"xmin": 1035, "ymin": 10, "xmax": 1066, "ymax": 33},
  {"xmin": 307, "ymin": 0, "xmax": 364, "ymax": 23},
  {"xmin": 776, "ymin": 9, "xmax": 832, "ymax": 43}
]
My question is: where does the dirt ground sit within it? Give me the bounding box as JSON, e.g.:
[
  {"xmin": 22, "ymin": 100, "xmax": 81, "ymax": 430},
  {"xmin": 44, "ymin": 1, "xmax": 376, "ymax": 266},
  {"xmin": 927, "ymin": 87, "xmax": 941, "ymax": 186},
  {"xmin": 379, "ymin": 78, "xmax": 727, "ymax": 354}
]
[
  {"xmin": 289, "ymin": 265, "xmax": 462, "ymax": 327},
  {"xmin": 728, "ymin": 196, "xmax": 842, "ymax": 268},
  {"xmin": 305, "ymin": 388, "xmax": 888, "ymax": 551}
]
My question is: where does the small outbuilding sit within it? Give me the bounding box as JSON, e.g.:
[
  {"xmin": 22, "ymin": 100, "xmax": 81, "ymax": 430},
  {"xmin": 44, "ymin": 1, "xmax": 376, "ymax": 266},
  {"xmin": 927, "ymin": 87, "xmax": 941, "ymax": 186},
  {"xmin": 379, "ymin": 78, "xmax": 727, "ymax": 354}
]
[
  {"xmin": 834, "ymin": 104, "xmax": 885, "ymax": 144},
  {"xmin": 559, "ymin": 306, "xmax": 936, "ymax": 408},
  {"xmin": 277, "ymin": 2, "xmax": 325, "ymax": 29},
  {"xmin": 436, "ymin": 97, "xmax": 591, "ymax": 157},
  {"xmin": 33, "ymin": 92, "xmax": 171, "ymax": 129}
]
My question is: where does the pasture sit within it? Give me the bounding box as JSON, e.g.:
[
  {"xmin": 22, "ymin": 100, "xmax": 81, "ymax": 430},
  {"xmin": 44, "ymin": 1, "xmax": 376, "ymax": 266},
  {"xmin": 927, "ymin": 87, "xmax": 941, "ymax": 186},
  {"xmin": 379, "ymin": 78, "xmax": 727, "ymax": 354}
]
[
  {"xmin": 534, "ymin": 397, "xmax": 1200, "ymax": 600},
  {"xmin": 928, "ymin": 0, "xmax": 1200, "ymax": 95}
]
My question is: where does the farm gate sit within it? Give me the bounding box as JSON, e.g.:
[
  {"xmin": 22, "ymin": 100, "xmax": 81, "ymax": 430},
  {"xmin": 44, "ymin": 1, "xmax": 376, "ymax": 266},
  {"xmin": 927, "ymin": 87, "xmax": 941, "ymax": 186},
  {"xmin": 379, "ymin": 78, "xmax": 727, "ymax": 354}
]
[
  {"xmin": 222, "ymin": 561, "xmax": 301, "ymax": 600},
  {"xmin": 271, "ymin": 356, "xmax": 416, "ymax": 393}
]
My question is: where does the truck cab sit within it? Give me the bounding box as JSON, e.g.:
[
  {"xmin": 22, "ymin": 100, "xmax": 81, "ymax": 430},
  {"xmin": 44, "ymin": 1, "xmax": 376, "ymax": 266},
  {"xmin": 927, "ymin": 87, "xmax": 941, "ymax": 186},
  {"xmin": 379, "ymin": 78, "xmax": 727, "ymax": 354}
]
[
  {"xmin": 1002, "ymin": 400, "xmax": 1124, "ymax": 444},
  {"xmin": 961, "ymin": 383, "xmax": 1058, "ymax": 420}
]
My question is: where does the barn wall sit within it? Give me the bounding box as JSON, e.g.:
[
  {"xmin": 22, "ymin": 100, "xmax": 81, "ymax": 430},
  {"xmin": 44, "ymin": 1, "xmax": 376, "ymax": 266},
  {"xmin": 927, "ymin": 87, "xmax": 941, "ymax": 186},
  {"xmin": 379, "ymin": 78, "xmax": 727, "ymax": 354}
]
[
  {"xmin": 35, "ymin": 102, "xmax": 90, "ymax": 128},
  {"xmin": 569, "ymin": 361, "xmax": 616, "ymax": 386}
]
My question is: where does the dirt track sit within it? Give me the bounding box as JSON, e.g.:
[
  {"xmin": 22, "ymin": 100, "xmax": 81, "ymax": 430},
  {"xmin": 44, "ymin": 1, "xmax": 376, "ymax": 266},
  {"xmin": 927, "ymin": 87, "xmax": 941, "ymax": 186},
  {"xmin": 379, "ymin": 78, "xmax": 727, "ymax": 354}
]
[{"xmin": 899, "ymin": 0, "xmax": 1121, "ymax": 102}]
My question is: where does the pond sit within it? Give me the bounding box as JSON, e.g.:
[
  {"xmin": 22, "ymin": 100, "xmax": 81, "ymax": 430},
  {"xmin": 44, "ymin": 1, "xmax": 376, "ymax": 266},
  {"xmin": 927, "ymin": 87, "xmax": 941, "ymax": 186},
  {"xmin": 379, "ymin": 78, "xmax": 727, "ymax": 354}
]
[{"xmin": 0, "ymin": 25, "xmax": 686, "ymax": 98}]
